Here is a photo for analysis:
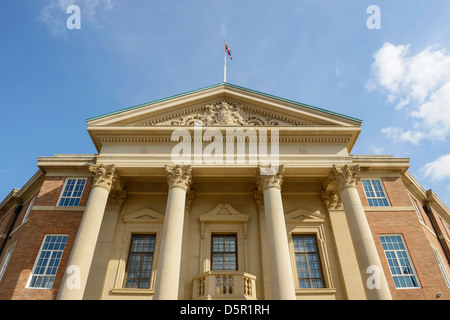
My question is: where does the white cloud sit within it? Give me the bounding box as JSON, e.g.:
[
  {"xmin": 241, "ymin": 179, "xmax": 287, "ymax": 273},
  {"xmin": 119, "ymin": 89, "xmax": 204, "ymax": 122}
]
[
  {"xmin": 381, "ymin": 127, "xmax": 427, "ymax": 145},
  {"xmin": 218, "ymin": 19, "xmax": 227, "ymax": 36},
  {"xmin": 38, "ymin": 0, "xmax": 114, "ymax": 37},
  {"xmin": 370, "ymin": 145, "xmax": 385, "ymax": 155},
  {"xmin": 368, "ymin": 42, "xmax": 450, "ymax": 143},
  {"xmin": 421, "ymin": 154, "xmax": 450, "ymax": 182}
]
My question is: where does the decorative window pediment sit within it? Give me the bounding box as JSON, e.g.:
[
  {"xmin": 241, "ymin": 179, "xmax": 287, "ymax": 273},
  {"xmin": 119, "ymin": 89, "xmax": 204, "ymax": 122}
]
[
  {"xmin": 199, "ymin": 203, "xmax": 250, "ymax": 224},
  {"xmin": 123, "ymin": 208, "xmax": 164, "ymax": 224},
  {"xmin": 285, "ymin": 208, "xmax": 325, "ymax": 224},
  {"xmin": 197, "ymin": 203, "xmax": 250, "ymax": 274}
]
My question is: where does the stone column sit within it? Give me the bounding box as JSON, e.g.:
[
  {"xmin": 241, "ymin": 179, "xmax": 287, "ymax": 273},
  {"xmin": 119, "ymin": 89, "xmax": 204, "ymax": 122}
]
[
  {"xmin": 84, "ymin": 190, "xmax": 127, "ymax": 299},
  {"xmin": 328, "ymin": 165, "xmax": 391, "ymax": 300},
  {"xmin": 58, "ymin": 164, "xmax": 120, "ymax": 300},
  {"xmin": 153, "ymin": 165, "xmax": 192, "ymax": 300},
  {"xmin": 257, "ymin": 165, "xmax": 296, "ymax": 300}
]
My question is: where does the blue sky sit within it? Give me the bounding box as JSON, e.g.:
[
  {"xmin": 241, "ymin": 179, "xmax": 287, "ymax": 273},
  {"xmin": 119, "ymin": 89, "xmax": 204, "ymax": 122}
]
[{"xmin": 1, "ymin": 0, "xmax": 450, "ymax": 206}]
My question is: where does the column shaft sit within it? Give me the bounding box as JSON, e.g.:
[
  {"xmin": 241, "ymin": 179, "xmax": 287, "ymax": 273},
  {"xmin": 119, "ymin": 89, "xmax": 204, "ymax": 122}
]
[
  {"xmin": 153, "ymin": 165, "xmax": 192, "ymax": 300},
  {"xmin": 263, "ymin": 187, "xmax": 296, "ymax": 300},
  {"xmin": 154, "ymin": 187, "xmax": 187, "ymax": 299},
  {"xmin": 340, "ymin": 186, "xmax": 391, "ymax": 299},
  {"xmin": 258, "ymin": 165, "xmax": 296, "ymax": 300}
]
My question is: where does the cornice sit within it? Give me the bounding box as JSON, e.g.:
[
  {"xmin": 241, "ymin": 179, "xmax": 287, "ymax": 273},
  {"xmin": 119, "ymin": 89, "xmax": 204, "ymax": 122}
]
[
  {"xmin": 88, "ymin": 125, "xmax": 359, "ymax": 154},
  {"xmin": 97, "ymin": 136, "xmax": 352, "ymax": 144},
  {"xmin": 426, "ymin": 190, "xmax": 450, "ymax": 220},
  {"xmin": 352, "ymin": 155, "xmax": 410, "ymax": 175},
  {"xmin": 0, "ymin": 170, "xmax": 45, "ymax": 216}
]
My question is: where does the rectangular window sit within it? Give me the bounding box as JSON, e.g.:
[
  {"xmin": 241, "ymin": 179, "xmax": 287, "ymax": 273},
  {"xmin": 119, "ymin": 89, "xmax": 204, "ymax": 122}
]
[
  {"xmin": 22, "ymin": 195, "xmax": 36, "ymax": 223},
  {"xmin": 124, "ymin": 234, "xmax": 156, "ymax": 289},
  {"xmin": 411, "ymin": 198, "xmax": 425, "ymax": 224},
  {"xmin": 211, "ymin": 234, "xmax": 237, "ymax": 271},
  {"xmin": 380, "ymin": 235, "xmax": 420, "ymax": 289},
  {"xmin": 432, "ymin": 248, "xmax": 450, "ymax": 289},
  {"xmin": 57, "ymin": 178, "xmax": 86, "ymax": 207},
  {"xmin": 0, "ymin": 249, "xmax": 13, "ymax": 282},
  {"xmin": 293, "ymin": 235, "xmax": 325, "ymax": 288},
  {"xmin": 361, "ymin": 179, "xmax": 390, "ymax": 207},
  {"xmin": 28, "ymin": 235, "xmax": 68, "ymax": 289}
]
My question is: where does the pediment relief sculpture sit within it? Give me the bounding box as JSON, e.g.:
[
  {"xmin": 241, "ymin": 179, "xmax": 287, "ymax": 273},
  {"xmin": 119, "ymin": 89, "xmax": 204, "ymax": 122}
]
[{"xmin": 150, "ymin": 100, "xmax": 297, "ymax": 126}]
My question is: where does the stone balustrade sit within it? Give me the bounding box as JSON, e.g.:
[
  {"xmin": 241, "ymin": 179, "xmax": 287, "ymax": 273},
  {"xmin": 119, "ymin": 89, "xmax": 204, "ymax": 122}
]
[{"xmin": 192, "ymin": 271, "xmax": 257, "ymax": 300}]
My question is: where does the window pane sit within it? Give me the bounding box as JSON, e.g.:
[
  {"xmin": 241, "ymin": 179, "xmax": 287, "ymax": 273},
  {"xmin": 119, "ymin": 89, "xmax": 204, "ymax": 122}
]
[
  {"xmin": 58, "ymin": 178, "xmax": 86, "ymax": 207},
  {"xmin": 293, "ymin": 235, "xmax": 324, "ymax": 289},
  {"xmin": 124, "ymin": 234, "xmax": 156, "ymax": 289},
  {"xmin": 29, "ymin": 235, "xmax": 68, "ymax": 289},
  {"xmin": 380, "ymin": 235, "xmax": 420, "ymax": 288},
  {"xmin": 211, "ymin": 235, "xmax": 237, "ymax": 271},
  {"xmin": 361, "ymin": 179, "xmax": 389, "ymax": 207}
]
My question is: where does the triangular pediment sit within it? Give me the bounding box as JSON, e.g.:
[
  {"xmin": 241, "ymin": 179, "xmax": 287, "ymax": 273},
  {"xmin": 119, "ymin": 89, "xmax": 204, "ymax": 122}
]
[
  {"xmin": 136, "ymin": 99, "xmax": 298, "ymax": 127},
  {"xmin": 86, "ymin": 83, "xmax": 362, "ymax": 152},
  {"xmin": 123, "ymin": 208, "xmax": 164, "ymax": 224},
  {"xmin": 199, "ymin": 203, "xmax": 249, "ymax": 223},
  {"xmin": 87, "ymin": 83, "xmax": 360, "ymax": 127},
  {"xmin": 285, "ymin": 208, "xmax": 325, "ymax": 223}
]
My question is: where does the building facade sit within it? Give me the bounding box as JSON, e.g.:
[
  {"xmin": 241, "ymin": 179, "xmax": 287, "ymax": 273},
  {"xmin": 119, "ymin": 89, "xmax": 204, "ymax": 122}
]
[{"xmin": 1, "ymin": 83, "xmax": 449, "ymax": 300}]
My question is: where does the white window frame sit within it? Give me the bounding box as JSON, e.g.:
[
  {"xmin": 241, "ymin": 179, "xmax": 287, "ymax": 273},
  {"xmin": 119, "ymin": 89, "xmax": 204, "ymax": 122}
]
[
  {"xmin": 410, "ymin": 195, "xmax": 425, "ymax": 224},
  {"xmin": 432, "ymin": 247, "xmax": 450, "ymax": 289},
  {"xmin": 57, "ymin": 178, "xmax": 87, "ymax": 207},
  {"xmin": 361, "ymin": 179, "xmax": 390, "ymax": 207},
  {"xmin": 26, "ymin": 234, "xmax": 68, "ymax": 289},
  {"xmin": 0, "ymin": 247, "xmax": 14, "ymax": 282},
  {"xmin": 21, "ymin": 194, "xmax": 37, "ymax": 224},
  {"xmin": 380, "ymin": 234, "xmax": 421, "ymax": 289}
]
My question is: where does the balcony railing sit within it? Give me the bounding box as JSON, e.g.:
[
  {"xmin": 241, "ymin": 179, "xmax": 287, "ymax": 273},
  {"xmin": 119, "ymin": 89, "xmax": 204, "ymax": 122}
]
[{"xmin": 192, "ymin": 271, "xmax": 257, "ymax": 300}]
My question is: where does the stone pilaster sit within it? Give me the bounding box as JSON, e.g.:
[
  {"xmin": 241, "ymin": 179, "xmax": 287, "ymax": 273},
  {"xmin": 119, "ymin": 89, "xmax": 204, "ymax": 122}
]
[{"xmin": 321, "ymin": 189, "xmax": 343, "ymax": 211}]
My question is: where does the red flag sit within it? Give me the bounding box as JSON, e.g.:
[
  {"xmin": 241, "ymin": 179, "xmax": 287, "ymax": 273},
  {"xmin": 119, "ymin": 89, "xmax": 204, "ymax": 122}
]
[{"xmin": 225, "ymin": 42, "xmax": 233, "ymax": 60}]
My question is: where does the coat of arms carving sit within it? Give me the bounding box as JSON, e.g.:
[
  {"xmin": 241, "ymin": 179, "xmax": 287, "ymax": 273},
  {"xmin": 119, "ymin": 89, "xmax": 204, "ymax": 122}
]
[{"xmin": 157, "ymin": 100, "xmax": 291, "ymax": 126}]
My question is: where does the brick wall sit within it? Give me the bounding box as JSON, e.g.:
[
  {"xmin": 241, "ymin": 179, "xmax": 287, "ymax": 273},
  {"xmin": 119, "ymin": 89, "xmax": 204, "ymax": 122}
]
[
  {"xmin": 0, "ymin": 176, "xmax": 92, "ymax": 300},
  {"xmin": 358, "ymin": 176, "xmax": 450, "ymax": 300}
]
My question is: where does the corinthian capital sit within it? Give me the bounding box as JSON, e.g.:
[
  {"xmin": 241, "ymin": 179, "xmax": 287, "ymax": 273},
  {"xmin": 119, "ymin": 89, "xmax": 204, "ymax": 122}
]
[
  {"xmin": 328, "ymin": 164, "xmax": 360, "ymax": 191},
  {"xmin": 106, "ymin": 190, "xmax": 128, "ymax": 212},
  {"xmin": 166, "ymin": 164, "xmax": 193, "ymax": 191},
  {"xmin": 89, "ymin": 164, "xmax": 119, "ymax": 192},
  {"xmin": 321, "ymin": 190, "xmax": 343, "ymax": 211},
  {"xmin": 257, "ymin": 164, "xmax": 285, "ymax": 191}
]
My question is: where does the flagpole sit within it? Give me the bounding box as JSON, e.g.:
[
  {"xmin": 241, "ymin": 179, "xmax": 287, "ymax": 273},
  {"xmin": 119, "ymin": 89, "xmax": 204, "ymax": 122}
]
[{"xmin": 224, "ymin": 41, "xmax": 227, "ymax": 83}]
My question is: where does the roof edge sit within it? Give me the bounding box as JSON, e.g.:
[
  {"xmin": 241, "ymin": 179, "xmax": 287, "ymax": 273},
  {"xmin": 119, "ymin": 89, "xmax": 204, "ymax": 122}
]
[{"xmin": 86, "ymin": 83, "xmax": 362, "ymax": 124}]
